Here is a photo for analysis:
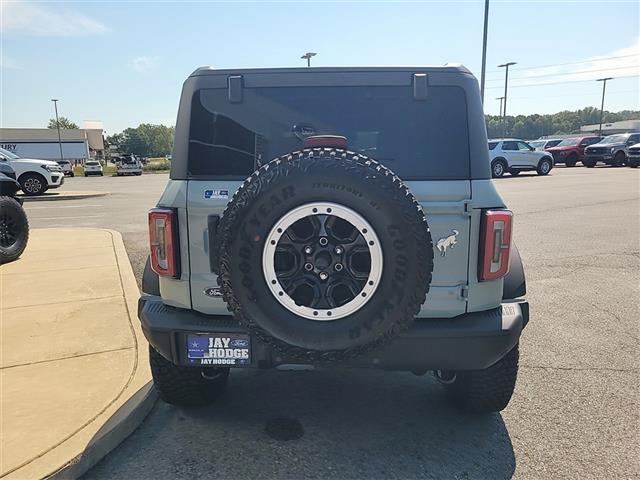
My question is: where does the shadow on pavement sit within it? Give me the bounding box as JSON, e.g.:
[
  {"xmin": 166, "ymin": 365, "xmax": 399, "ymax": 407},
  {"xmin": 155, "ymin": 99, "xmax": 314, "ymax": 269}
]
[{"xmin": 87, "ymin": 368, "xmax": 515, "ymax": 479}]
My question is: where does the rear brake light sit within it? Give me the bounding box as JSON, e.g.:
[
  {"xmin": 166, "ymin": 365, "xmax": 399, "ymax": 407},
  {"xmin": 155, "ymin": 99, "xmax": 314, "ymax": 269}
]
[
  {"xmin": 149, "ymin": 208, "xmax": 180, "ymax": 278},
  {"xmin": 479, "ymin": 210, "xmax": 513, "ymax": 281},
  {"xmin": 304, "ymin": 135, "xmax": 348, "ymax": 149}
]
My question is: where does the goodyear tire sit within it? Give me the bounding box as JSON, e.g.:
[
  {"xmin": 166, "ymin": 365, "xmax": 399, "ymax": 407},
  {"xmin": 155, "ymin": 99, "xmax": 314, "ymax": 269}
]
[
  {"xmin": 443, "ymin": 344, "xmax": 519, "ymax": 413},
  {"xmin": 0, "ymin": 196, "xmax": 29, "ymax": 264},
  {"xmin": 149, "ymin": 346, "xmax": 229, "ymax": 406},
  {"xmin": 215, "ymin": 148, "xmax": 433, "ymax": 362}
]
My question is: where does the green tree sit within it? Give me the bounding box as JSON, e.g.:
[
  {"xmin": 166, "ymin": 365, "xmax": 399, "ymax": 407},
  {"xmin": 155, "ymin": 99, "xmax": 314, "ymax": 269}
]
[
  {"xmin": 114, "ymin": 124, "xmax": 174, "ymax": 157},
  {"xmin": 48, "ymin": 117, "xmax": 78, "ymax": 129}
]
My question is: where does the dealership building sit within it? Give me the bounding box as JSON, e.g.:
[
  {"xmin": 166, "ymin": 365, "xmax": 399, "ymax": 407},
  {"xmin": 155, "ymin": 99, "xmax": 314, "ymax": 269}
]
[{"xmin": 0, "ymin": 124, "xmax": 105, "ymax": 162}]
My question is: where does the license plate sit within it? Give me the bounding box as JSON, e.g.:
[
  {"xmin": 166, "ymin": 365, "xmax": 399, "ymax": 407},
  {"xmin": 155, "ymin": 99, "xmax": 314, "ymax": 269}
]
[{"xmin": 186, "ymin": 334, "xmax": 251, "ymax": 366}]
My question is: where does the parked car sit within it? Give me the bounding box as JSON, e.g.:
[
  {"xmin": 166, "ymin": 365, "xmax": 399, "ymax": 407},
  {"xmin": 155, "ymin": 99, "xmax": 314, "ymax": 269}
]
[
  {"xmin": 0, "ymin": 162, "xmax": 29, "ymax": 264},
  {"xmin": 84, "ymin": 160, "xmax": 103, "ymax": 176},
  {"xmin": 545, "ymin": 136, "xmax": 602, "ymax": 167},
  {"xmin": 57, "ymin": 160, "xmax": 75, "ymax": 177},
  {"xmin": 0, "ymin": 147, "xmax": 64, "ymax": 196},
  {"xmin": 528, "ymin": 138, "xmax": 562, "ymax": 151},
  {"xmin": 583, "ymin": 132, "xmax": 640, "ymax": 167},
  {"xmin": 116, "ymin": 154, "xmax": 143, "ymax": 176},
  {"xmin": 139, "ymin": 66, "xmax": 528, "ymax": 414},
  {"xmin": 488, "ymin": 138, "xmax": 554, "ymax": 177},
  {"xmin": 627, "ymin": 143, "xmax": 640, "ymax": 168}
]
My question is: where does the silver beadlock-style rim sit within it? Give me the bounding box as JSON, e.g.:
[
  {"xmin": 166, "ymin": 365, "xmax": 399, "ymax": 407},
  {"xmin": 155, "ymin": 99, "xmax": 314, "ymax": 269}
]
[{"xmin": 262, "ymin": 202, "xmax": 383, "ymax": 321}]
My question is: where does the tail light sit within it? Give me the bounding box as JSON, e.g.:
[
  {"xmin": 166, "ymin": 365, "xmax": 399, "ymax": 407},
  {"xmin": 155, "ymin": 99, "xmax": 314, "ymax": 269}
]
[
  {"xmin": 479, "ymin": 210, "xmax": 513, "ymax": 281},
  {"xmin": 149, "ymin": 208, "xmax": 180, "ymax": 278}
]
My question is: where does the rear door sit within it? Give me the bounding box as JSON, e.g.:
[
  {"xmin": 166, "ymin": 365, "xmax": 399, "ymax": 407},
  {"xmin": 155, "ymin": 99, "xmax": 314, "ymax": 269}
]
[{"xmin": 186, "ymin": 72, "xmax": 472, "ymax": 318}]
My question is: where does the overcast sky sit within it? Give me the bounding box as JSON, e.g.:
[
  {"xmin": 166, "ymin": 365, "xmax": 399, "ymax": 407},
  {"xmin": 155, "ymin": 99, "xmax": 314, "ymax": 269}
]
[{"xmin": 1, "ymin": 0, "xmax": 639, "ymax": 133}]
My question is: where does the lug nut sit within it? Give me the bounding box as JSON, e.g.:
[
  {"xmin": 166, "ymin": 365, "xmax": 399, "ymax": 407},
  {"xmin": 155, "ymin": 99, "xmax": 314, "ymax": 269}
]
[
  {"xmin": 334, "ymin": 246, "xmax": 343, "ymax": 255},
  {"xmin": 319, "ymin": 271, "xmax": 329, "ymax": 281},
  {"xmin": 319, "ymin": 237, "xmax": 328, "ymax": 246},
  {"xmin": 334, "ymin": 263, "xmax": 343, "ymax": 271},
  {"xmin": 304, "ymin": 245, "xmax": 313, "ymax": 255},
  {"xmin": 304, "ymin": 263, "xmax": 314, "ymax": 271}
]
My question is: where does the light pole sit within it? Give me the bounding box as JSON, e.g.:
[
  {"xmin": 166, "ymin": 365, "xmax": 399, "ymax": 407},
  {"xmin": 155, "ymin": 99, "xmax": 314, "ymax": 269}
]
[
  {"xmin": 301, "ymin": 52, "xmax": 317, "ymax": 67},
  {"xmin": 51, "ymin": 99, "xmax": 64, "ymax": 163},
  {"xmin": 596, "ymin": 77, "xmax": 613, "ymax": 137},
  {"xmin": 498, "ymin": 62, "xmax": 516, "ymax": 137},
  {"xmin": 479, "ymin": 0, "xmax": 490, "ymax": 104},
  {"xmin": 496, "ymin": 97, "xmax": 504, "ymax": 138}
]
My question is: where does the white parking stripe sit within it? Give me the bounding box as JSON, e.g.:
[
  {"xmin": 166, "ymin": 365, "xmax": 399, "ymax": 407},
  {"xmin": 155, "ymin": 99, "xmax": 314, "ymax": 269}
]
[
  {"xmin": 26, "ymin": 204, "xmax": 104, "ymax": 210},
  {"xmin": 35, "ymin": 215, "xmax": 104, "ymax": 220}
]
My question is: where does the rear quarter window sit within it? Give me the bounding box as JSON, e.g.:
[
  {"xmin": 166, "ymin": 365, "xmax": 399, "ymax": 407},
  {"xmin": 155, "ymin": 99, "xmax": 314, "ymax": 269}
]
[{"xmin": 187, "ymin": 85, "xmax": 471, "ymax": 180}]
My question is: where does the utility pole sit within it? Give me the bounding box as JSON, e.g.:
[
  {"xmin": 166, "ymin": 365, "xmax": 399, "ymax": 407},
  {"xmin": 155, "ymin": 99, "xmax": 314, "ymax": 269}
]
[
  {"xmin": 597, "ymin": 77, "xmax": 613, "ymax": 137},
  {"xmin": 496, "ymin": 96, "xmax": 505, "ymax": 136},
  {"xmin": 300, "ymin": 52, "xmax": 317, "ymax": 67},
  {"xmin": 479, "ymin": 0, "xmax": 490, "ymax": 104},
  {"xmin": 498, "ymin": 62, "xmax": 516, "ymax": 137},
  {"xmin": 51, "ymin": 99, "xmax": 64, "ymax": 163}
]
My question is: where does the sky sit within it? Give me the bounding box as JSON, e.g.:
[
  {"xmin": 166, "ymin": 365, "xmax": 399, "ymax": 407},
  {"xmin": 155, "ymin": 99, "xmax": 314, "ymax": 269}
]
[{"xmin": 1, "ymin": 0, "xmax": 639, "ymax": 134}]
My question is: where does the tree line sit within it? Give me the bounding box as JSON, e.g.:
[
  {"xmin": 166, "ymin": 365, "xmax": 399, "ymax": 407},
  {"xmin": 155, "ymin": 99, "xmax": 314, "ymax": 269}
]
[
  {"xmin": 50, "ymin": 107, "xmax": 638, "ymax": 158},
  {"xmin": 486, "ymin": 107, "xmax": 639, "ymax": 140}
]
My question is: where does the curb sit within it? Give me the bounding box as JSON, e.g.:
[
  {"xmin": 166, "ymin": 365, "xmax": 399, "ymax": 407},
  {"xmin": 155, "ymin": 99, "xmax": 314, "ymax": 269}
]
[{"xmin": 19, "ymin": 192, "xmax": 109, "ymax": 202}]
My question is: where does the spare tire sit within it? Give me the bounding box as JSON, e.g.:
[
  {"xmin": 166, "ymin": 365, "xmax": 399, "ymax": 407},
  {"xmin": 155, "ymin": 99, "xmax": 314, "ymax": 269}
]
[{"xmin": 215, "ymin": 148, "xmax": 433, "ymax": 362}]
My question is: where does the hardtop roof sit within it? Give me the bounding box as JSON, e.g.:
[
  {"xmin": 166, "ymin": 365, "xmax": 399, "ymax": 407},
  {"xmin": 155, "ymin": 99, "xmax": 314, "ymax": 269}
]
[{"xmin": 189, "ymin": 65, "xmax": 472, "ymax": 77}]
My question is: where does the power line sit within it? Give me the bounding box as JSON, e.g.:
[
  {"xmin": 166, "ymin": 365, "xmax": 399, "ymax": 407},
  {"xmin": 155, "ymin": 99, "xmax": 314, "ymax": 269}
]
[
  {"xmin": 485, "ymin": 54, "xmax": 638, "ymax": 74},
  {"xmin": 485, "ymin": 64, "xmax": 639, "ymax": 83},
  {"xmin": 485, "ymin": 74, "xmax": 640, "ymax": 89}
]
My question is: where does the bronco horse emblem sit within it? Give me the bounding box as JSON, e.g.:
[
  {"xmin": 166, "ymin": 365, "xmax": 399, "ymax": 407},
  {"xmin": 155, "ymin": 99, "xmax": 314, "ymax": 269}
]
[{"xmin": 436, "ymin": 229, "xmax": 459, "ymax": 257}]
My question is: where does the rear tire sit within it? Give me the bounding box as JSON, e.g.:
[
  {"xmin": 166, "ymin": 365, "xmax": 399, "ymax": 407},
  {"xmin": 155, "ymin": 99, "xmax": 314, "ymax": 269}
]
[
  {"xmin": 583, "ymin": 159, "xmax": 596, "ymax": 168},
  {"xmin": 0, "ymin": 196, "xmax": 29, "ymax": 264},
  {"xmin": 536, "ymin": 158, "xmax": 552, "ymax": 176},
  {"xmin": 565, "ymin": 154, "xmax": 578, "ymax": 167},
  {"xmin": 443, "ymin": 344, "xmax": 519, "ymax": 413},
  {"xmin": 613, "ymin": 151, "xmax": 626, "ymax": 167},
  {"xmin": 149, "ymin": 346, "xmax": 229, "ymax": 406}
]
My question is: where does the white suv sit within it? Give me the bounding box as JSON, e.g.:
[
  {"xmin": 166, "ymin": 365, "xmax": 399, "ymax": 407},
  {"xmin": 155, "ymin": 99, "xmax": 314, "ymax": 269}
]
[
  {"xmin": 84, "ymin": 160, "xmax": 104, "ymax": 176},
  {"xmin": 488, "ymin": 139, "xmax": 554, "ymax": 178},
  {"xmin": 0, "ymin": 147, "xmax": 65, "ymax": 196}
]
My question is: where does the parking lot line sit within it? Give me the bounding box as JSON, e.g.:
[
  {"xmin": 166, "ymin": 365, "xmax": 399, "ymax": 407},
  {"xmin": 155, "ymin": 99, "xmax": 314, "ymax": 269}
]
[
  {"xmin": 35, "ymin": 215, "xmax": 104, "ymax": 220},
  {"xmin": 26, "ymin": 204, "xmax": 104, "ymax": 210}
]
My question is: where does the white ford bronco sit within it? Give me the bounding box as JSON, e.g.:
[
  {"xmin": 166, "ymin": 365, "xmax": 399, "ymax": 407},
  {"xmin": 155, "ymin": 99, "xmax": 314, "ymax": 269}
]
[{"xmin": 140, "ymin": 66, "xmax": 528, "ymax": 413}]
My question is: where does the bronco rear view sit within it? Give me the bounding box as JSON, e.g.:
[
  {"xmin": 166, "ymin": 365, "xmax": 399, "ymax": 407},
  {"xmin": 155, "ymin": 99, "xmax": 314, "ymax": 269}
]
[{"xmin": 139, "ymin": 66, "xmax": 529, "ymax": 413}]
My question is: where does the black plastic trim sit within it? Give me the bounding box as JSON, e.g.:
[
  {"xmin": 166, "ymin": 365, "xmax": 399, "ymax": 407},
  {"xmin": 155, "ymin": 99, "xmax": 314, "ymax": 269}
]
[
  {"xmin": 139, "ymin": 295, "xmax": 527, "ymax": 371},
  {"xmin": 503, "ymin": 244, "xmax": 526, "ymax": 300}
]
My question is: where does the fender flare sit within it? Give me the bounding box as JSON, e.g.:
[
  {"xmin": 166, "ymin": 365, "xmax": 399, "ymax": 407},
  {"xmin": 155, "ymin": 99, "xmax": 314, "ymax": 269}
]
[
  {"xmin": 503, "ymin": 244, "xmax": 526, "ymax": 300},
  {"xmin": 142, "ymin": 255, "xmax": 160, "ymax": 296}
]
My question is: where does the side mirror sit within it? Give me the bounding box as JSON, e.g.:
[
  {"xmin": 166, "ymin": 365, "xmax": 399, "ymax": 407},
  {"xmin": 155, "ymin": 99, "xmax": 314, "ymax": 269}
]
[{"xmin": 530, "ymin": 146, "xmax": 535, "ymax": 151}]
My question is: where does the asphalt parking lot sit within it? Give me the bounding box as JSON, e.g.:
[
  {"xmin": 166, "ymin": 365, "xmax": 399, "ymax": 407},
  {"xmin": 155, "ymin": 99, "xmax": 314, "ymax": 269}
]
[{"xmin": 26, "ymin": 167, "xmax": 639, "ymax": 479}]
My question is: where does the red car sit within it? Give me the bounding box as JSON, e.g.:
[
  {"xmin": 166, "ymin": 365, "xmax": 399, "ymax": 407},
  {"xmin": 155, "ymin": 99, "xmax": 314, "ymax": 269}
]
[{"xmin": 546, "ymin": 136, "xmax": 602, "ymax": 167}]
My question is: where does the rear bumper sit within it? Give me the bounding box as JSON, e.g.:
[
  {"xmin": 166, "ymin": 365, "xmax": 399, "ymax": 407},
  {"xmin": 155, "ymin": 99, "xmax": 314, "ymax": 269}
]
[{"xmin": 138, "ymin": 295, "xmax": 528, "ymax": 371}]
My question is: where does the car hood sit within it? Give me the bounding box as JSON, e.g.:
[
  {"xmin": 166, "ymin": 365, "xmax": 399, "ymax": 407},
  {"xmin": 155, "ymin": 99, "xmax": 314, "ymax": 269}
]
[
  {"xmin": 546, "ymin": 146, "xmax": 576, "ymax": 152},
  {"xmin": 587, "ymin": 142, "xmax": 624, "ymax": 148},
  {"xmin": 10, "ymin": 158, "xmax": 60, "ymax": 167}
]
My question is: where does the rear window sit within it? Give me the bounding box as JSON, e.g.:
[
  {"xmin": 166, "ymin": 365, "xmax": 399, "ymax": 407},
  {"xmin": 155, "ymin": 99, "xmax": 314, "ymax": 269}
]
[
  {"xmin": 546, "ymin": 139, "xmax": 562, "ymax": 148},
  {"xmin": 188, "ymin": 85, "xmax": 470, "ymax": 180},
  {"xmin": 488, "ymin": 142, "xmax": 498, "ymax": 150}
]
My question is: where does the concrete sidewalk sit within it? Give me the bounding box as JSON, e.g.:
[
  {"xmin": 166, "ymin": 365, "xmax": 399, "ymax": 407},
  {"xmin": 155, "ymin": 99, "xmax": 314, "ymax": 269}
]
[{"xmin": 0, "ymin": 229, "xmax": 154, "ymax": 479}]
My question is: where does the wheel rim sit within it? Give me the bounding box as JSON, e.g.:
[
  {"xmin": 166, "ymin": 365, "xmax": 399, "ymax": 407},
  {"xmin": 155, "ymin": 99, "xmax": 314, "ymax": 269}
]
[
  {"xmin": 0, "ymin": 211, "xmax": 19, "ymax": 248},
  {"xmin": 262, "ymin": 202, "xmax": 383, "ymax": 321},
  {"xmin": 23, "ymin": 177, "xmax": 41, "ymax": 193},
  {"xmin": 494, "ymin": 163, "xmax": 504, "ymax": 176},
  {"xmin": 541, "ymin": 161, "xmax": 550, "ymax": 174}
]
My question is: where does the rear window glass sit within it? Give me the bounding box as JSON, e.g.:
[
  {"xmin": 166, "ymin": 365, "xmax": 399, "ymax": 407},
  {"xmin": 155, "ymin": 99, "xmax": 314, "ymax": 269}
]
[
  {"xmin": 488, "ymin": 142, "xmax": 498, "ymax": 150},
  {"xmin": 188, "ymin": 85, "xmax": 470, "ymax": 180}
]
